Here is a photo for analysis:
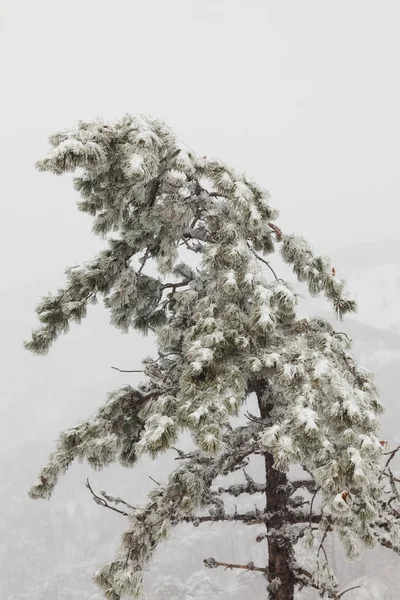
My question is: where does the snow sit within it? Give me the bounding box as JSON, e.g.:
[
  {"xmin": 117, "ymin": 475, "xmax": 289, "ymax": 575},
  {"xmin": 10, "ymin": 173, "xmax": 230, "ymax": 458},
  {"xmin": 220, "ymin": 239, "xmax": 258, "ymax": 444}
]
[
  {"xmin": 129, "ymin": 153, "xmax": 144, "ymax": 175},
  {"xmin": 233, "ymin": 181, "xmax": 253, "ymax": 201},
  {"xmin": 223, "ymin": 270, "xmax": 237, "ymax": 287},
  {"xmin": 257, "ymin": 306, "xmax": 274, "ymax": 328},
  {"xmin": 294, "ymin": 406, "xmax": 318, "ymax": 432}
]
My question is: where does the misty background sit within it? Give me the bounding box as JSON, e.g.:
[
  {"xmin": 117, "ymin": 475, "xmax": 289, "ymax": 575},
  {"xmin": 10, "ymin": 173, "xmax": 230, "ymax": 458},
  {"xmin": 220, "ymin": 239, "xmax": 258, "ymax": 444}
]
[{"xmin": 1, "ymin": 1, "xmax": 400, "ymax": 598}]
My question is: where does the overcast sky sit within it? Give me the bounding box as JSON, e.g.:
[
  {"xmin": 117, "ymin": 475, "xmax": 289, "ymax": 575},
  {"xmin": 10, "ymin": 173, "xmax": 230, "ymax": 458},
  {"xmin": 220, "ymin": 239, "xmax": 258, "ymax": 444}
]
[{"xmin": 1, "ymin": 0, "xmax": 400, "ymax": 446}]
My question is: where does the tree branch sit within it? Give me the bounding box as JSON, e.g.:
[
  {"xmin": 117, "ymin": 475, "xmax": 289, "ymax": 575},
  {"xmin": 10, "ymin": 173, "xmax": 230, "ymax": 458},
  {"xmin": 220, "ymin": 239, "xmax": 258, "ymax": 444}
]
[
  {"xmin": 184, "ymin": 511, "xmax": 264, "ymax": 526},
  {"xmin": 204, "ymin": 557, "xmax": 267, "ymax": 574},
  {"xmin": 335, "ymin": 586, "xmax": 361, "ymax": 599},
  {"xmin": 317, "ymin": 529, "xmax": 329, "ymax": 562},
  {"xmin": 244, "ymin": 411, "xmax": 270, "ymax": 425},
  {"xmin": 216, "ymin": 480, "xmax": 266, "ymax": 497},
  {"xmin": 137, "ymin": 247, "xmax": 151, "ymax": 275},
  {"xmin": 383, "ymin": 444, "xmax": 400, "ymax": 461},
  {"xmin": 247, "ymin": 242, "xmax": 279, "ymax": 281},
  {"xmin": 379, "ymin": 445, "xmax": 400, "ymax": 482},
  {"xmin": 100, "ymin": 490, "xmax": 136, "ymax": 511},
  {"xmin": 172, "ymin": 447, "xmax": 195, "ymax": 460},
  {"xmin": 190, "ymin": 510, "xmax": 323, "ymax": 527},
  {"xmin": 111, "ymin": 366, "xmax": 144, "ymax": 373},
  {"xmin": 290, "ymin": 479, "xmax": 318, "ymax": 494},
  {"xmin": 85, "ymin": 479, "xmax": 130, "ymax": 517},
  {"xmin": 309, "ymin": 486, "xmax": 321, "ymax": 528},
  {"xmin": 149, "ymin": 475, "xmax": 161, "ymax": 486},
  {"xmin": 161, "ymin": 280, "xmax": 190, "ymax": 292}
]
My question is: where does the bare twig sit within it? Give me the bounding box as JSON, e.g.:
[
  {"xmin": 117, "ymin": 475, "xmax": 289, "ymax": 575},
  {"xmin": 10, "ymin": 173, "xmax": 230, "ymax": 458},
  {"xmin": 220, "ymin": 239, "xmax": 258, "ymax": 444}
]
[
  {"xmin": 332, "ymin": 330, "xmax": 352, "ymax": 343},
  {"xmin": 335, "ymin": 585, "xmax": 361, "ymax": 599},
  {"xmin": 85, "ymin": 479, "xmax": 129, "ymax": 517},
  {"xmin": 111, "ymin": 366, "xmax": 144, "ymax": 373},
  {"xmin": 247, "ymin": 242, "xmax": 279, "ymax": 281},
  {"xmin": 317, "ymin": 529, "xmax": 329, "ymax": 562},
  {"xmin": 244, "ymin": 412, "xmax": 268, "ymax": 425},
  {"xmin": 100, "ymin": 490, "xmax": 136, "ymax": 511},
  {"xmin": 149, "ymin": 475, "xmax": 161, "ymax": 486},
  {"xmin": 379, "ymin": 444, "xmax": 400, "ymax": 481},
  {"xmin": 171, "ymin": 446, "xmax": 187, "ymax": 458},
  {"xmin": 384, "ymin": 444, "xmax": 400, "ymax": 460},
  {"xmin": 181, "ymin": 237, "xmax": 195, "ymax": 253}
]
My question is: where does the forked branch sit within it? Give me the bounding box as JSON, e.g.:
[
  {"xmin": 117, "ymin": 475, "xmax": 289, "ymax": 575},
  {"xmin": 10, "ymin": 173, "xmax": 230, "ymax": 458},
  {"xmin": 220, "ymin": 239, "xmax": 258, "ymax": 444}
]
[{"xmin": 85, "ymin": 479, "xmax": 130, "ymax": 517}]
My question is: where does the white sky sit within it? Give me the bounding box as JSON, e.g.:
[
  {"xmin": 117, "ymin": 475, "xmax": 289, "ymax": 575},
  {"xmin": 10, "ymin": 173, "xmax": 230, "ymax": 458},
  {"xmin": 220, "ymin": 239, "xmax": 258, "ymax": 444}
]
[
  {"xmin": 2, "ymin": 1, "xmax": 400, "ymax": 254},
  {"xmin": 1, "ymin": 0, "xmax": 400, "ymax": 444}
]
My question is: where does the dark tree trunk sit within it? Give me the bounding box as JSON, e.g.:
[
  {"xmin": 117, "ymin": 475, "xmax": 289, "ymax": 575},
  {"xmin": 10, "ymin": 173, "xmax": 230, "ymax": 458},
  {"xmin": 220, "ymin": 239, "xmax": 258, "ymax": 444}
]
[{"xmin": 254, "ymin": 379, "xmax": 295, "ymax": 600}]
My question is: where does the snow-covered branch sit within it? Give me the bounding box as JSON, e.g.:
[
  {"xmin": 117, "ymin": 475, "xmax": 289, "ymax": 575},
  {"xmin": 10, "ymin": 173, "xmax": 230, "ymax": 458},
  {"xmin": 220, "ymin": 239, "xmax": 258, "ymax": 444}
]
[{"xmin": 204, "ymin": 557, "xmax": 267, "ymax": 574}]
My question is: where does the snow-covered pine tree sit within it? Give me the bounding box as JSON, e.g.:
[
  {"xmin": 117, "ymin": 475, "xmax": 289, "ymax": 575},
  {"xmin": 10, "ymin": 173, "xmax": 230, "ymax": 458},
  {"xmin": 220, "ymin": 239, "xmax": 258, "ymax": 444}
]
[{"xmin": 25, "ymin": 114, "xmax": 400, "ymax": 600}]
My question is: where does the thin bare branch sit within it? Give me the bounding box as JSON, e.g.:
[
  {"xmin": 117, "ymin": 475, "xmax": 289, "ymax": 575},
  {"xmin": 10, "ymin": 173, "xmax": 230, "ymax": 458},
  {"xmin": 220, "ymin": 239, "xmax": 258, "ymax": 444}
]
[
  {"xmin": 204, "ymin": 557, "xmax": 267, "ymax": 574},
  {"xmin": 111, "ymin": 366, "xmax": 144, "ymax": 373},
  {"xmin": 149, "ymin": 475, "xmax": 161, "ymax": 486},
  {"xmin": 100, "ymin": 490, "xmax": 136, "ymax": 511},
  {"xmin": 85, "ymin": 479, "xmax": 129, "ymax": 517},
  {"xmin": 335, "ymin": 585, "xmax": 361, "ymax": 599},
  {"xmin": 384, "ymin": 444, "xmax": 400, "ymax": 459},
  {"xmin": 247, "ymin": 242, "xmax": 279, "ymax": 281},
  {"xmin": 379, "ymin": 444, "xmax": 400, "ymax": 482},
  {"xmin": 171, "ymin": 446, "xmax": 187, "ymax": 458},
  {"xmin": 332, "ymin": 330, "xmax": 352, "ymax": 343},
  {"xmin": 317, "ymin": 529, "xmax": 329, "ymax": 562},
  {"xmin": 244, "ymin": 412, "xmax": 268, "ymax": 425}
]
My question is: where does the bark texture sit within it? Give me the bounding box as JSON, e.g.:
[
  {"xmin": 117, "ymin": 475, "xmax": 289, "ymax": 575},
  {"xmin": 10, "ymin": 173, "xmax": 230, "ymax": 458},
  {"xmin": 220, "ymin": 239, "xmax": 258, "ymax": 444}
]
[{"xmin": 255, "ymin": 379, "xmax": 295, "ymax": 600}]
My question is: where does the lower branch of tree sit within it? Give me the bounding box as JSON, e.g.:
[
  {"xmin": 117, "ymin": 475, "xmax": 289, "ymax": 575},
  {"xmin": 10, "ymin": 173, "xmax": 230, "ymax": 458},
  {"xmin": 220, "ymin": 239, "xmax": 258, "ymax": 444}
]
[
  {"xmin": 184, "ymin": 511, "xmax": 263, "ymax": 526},
  {"xmin": 204, "ymin": 557, "xmax": 267, "ymax": 574}
]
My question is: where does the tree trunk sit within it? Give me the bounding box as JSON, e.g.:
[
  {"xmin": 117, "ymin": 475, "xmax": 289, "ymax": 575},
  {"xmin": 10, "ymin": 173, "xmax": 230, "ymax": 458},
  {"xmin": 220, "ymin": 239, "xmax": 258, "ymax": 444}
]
[{"xmin": 254, "ymin": 379, "xmax": 295, "ymax": 600}]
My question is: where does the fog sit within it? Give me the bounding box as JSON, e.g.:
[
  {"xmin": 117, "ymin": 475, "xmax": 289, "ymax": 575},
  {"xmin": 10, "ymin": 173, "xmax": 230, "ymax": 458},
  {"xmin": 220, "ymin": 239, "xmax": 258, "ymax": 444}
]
[{"xmin": 1, "ymin": 1, "xmax": 400, "ymax": 598}]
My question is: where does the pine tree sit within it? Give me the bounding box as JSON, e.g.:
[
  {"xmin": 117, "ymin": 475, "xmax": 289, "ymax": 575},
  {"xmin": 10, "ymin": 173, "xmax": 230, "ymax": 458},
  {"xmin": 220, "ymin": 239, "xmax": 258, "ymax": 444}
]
[{"xmin": 25, "ymin": 114, "xmax": 400, "ymax": 600}]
